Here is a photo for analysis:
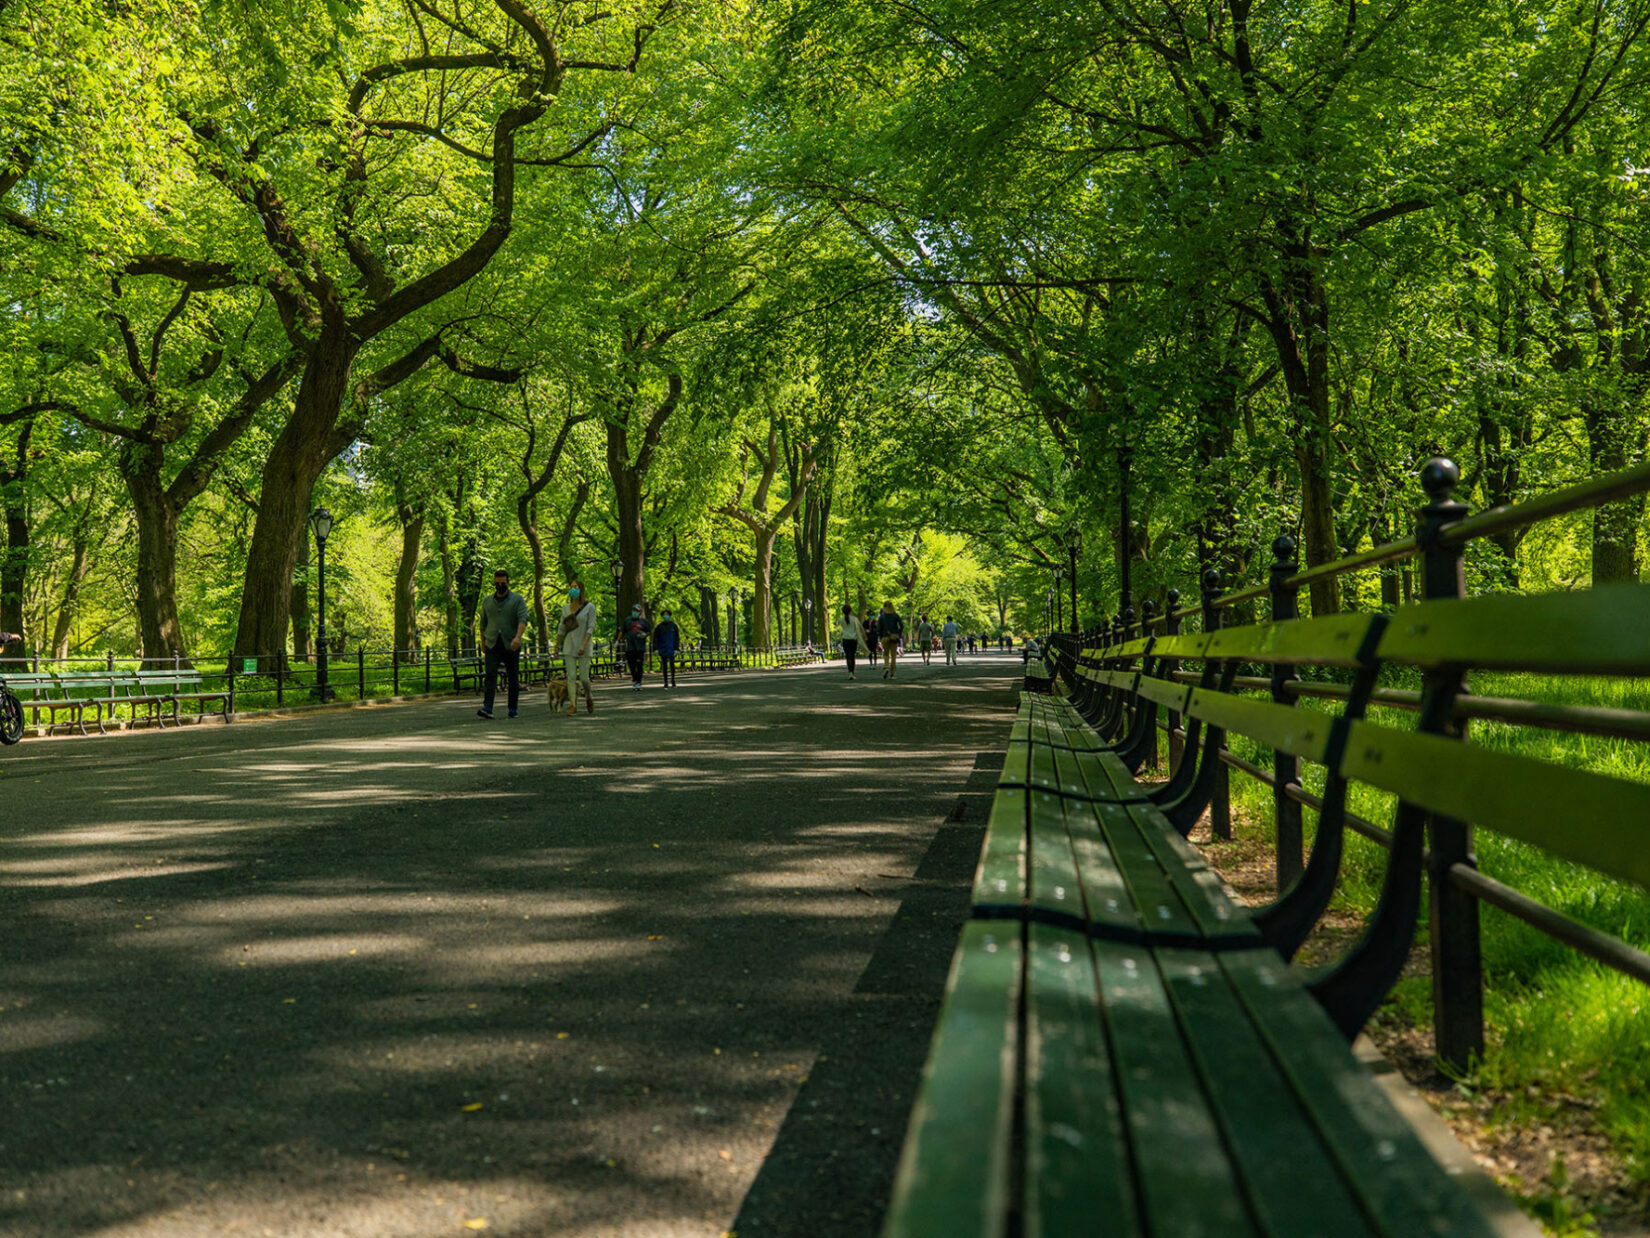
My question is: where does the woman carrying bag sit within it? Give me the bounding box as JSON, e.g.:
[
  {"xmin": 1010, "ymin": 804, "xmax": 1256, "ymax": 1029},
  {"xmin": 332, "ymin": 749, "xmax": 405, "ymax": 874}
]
[{"xmin": 840, "ymin": 605, "xmax": 868, "ymax": 680}]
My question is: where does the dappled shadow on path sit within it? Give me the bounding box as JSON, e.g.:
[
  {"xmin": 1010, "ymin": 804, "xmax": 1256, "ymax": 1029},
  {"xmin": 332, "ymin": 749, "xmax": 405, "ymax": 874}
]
[{"xmin": 0, "ymin": 658, "xmax": 1017, "ymax": 1237}]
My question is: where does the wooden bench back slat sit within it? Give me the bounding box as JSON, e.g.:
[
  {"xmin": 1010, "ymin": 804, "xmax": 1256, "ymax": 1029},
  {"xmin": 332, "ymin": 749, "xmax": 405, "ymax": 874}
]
[
  {"xmin": 1183, "ymin": 687, "xmax": 1338, "ymax": 763},
  {"xmin": 1203, "ymin": 611, "xmax": 1383, "ymax": 666},
  {"xmin": 1376, "ymin": 584, "xmax": 1650, "ymax": 675},
  {"xmin": 1338, "ymin": 719, "xmax": 1650, "ymax": 889}
]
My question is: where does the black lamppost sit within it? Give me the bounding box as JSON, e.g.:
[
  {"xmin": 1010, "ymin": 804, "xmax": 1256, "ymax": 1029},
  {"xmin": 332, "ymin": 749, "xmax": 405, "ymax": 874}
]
[
  {"xmin": 310, "ymin": 507, "xmax": 334, "ymax": 701},
  {"xmin": 1054, "ymin": 567, "xmax": 1064, "ymax": 633},
  {"xmin": 1066, "ymin": 523, "xmax": 1079, "ymax": 632},
  {"xmin": 610, "ymin": 559, "xmax": 624, "ymax": 652},
  {"xmin": 803, "ymin": 596, "xmax": 812, "ymax": 649}
]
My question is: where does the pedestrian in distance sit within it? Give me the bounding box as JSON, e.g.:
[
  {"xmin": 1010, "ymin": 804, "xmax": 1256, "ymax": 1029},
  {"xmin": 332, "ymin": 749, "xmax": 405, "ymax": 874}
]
[
  {"xmin": 654, "ymin": 609, "xmax": 681, "ymax": 688},
  {"xmin": 916, "ymin": 613, "xmax": 935, "ymax": 664},
  {"xmin": 941, "ymin": 615, "xmax": 960, "ymax": 665},
  {"xmin": 840, "ymin": 604, "xmax": 868, "ymax": 679},
  {"xmin": 477, "ymin": 569, "xmax": 529, "ymax": 719},
  {"xmin": 558, "ymin": 578, "xmax": 597, "ymax": 715},
  {"xmin": 879, "ymin": 601, "xmax": 905, "ymax": 679},
  {"xmin": 620, "ymin": 604, "xmax": 652, "ymax": 692}
]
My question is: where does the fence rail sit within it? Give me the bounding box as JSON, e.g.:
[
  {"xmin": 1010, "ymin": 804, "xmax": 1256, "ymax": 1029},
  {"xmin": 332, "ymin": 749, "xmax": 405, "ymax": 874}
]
[{"xmin": 0, "ymin": 641, "xmax": 827, "ymax": 737}]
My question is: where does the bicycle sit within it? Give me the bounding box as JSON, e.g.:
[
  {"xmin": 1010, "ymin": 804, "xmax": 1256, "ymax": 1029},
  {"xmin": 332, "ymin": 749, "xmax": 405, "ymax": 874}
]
[{"xmin": 1, "ymin": 631, "xmax": 23, "ymax": 745}]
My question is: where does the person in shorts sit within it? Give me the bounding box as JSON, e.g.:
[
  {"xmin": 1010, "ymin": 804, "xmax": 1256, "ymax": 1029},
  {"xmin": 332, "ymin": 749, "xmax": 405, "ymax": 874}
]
[
  {"xmin": 915, "ymin": 614, "xmax": 935, "ymax": 664},
  {"xmin": 878, "ymin": 601, "xmax": 904, "ymax": 679}
]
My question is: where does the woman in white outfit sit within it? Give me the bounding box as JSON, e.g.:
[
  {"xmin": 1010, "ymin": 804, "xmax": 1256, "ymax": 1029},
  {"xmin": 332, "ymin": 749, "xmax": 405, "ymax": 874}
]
[
  {"xmin": 558, "ymin": 579, "xmax": 597, "ymax": 714},
  {"xmin": 840, "ymin": 604, "xmax": 868, "ymax": 679}
]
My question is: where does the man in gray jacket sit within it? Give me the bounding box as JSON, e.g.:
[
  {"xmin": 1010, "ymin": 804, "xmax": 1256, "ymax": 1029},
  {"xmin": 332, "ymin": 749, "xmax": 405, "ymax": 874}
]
[{"xmin": 478, "ymin": 568, "xmax": 530, "ymax": 719}]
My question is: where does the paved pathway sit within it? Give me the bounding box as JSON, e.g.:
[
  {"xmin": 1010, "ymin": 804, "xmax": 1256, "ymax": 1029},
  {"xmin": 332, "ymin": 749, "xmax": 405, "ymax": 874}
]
[{"xmin": 0, "ymin": 653, "xmax": 1019, "ymax": 1237}]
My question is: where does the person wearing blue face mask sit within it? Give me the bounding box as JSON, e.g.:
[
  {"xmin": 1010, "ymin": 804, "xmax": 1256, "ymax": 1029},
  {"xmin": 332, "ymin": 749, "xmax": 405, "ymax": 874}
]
[{"xmin": 557, "ymin": 578, "xmax": 597, "ymax": 715}]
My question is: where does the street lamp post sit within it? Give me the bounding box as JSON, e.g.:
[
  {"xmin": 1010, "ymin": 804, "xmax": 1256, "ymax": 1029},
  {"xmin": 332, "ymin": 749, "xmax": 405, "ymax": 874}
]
[
  {"xmin": 803, "ymin": 597, "xmax": 812, "ymax": 649},
  {"xmin": 1067, "ymin": 523, "xmax": 1079, "ymax": 634},
  {"xmin": 610, "ymin": 559, "xmax": 624, "ymax": 655},
  {"xmin": 1054, "ymin": 568, "xmax": 1064, "ymax": 633},
  {"xmin": 310, "ymin": 507, "xmax": 334, "ymax": 701}
]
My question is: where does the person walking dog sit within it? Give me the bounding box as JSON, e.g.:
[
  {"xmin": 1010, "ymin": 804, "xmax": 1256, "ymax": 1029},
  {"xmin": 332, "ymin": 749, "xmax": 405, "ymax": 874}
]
[
  {"xmin": 558, "ymin": 579, "xmax": 597, "ymax": 715},
  {"xmin": 477, "ymin": 569, "xmax": 528, "ymax": 719}
]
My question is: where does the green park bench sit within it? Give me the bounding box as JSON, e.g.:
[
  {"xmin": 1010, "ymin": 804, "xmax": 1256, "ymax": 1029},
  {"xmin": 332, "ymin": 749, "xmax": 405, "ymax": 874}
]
[
  {"xmin": 0, "ymin": 671, "xmax": 94, "ymax": 736},
  {"xmin": 888, "ymin": 462, "xmax": 1650, "ymax": 1235},
  {"xmin": 129, "ymin": 668, "xmax": 231, "ymax": 725}
]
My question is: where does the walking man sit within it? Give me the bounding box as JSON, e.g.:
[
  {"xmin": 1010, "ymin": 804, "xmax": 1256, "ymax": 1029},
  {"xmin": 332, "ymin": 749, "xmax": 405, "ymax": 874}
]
[
  {"xmin": 654, "ymin": 609, "xmax": 681, "ymax": 688},
  {"xmin": 478, "ymin": 569, "xmax": 529, "ymax": 719},
  {"xmin": 879, "ymin": 601, "xmax": 904, "ymax": 679},
  {"xmin": 915, "ymin": 613, "xmax": 935, "ymax": 664},
  {"xmin": 620, "ymin": 604, "xmax": 652, "ymax": 691},
  {"xmin": 941, "ymin": 615, "xmax": 960, "ymax": 665}
]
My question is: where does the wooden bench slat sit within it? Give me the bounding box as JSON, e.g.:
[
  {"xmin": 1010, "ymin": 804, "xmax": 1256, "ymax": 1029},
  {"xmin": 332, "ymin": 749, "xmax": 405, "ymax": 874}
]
[
  {"xmin": 1091, "ymin": 939, "xmax": 1258, "ymax": 1235},
  {"xmin": 1120, "ymin": 803, "xmax": 1261, "ymax": 948},
  {"xmin": 1202, "ymin": 612, "xmax": 1383, "ymax": 666},
  {"xmin": 883, "ymin": 921, "xmax": 1021, "ymax": 1238},
  {"xmin": 971, "ymin": 779, "xmax": 1028, "ymax": 915},
  {"xmin": 1156, "ymin": 947, "xmax": 1382, "ymax": 1237},
  {"xmin": 1088, "ymin": 800, "xmax": 1207, "ymax": 945},
  {"xmin": 1339, "ymin": 718, "xmax": 1650, "ymax": 889},
  {"xmin": 1026, "ymin": 791, "xmax": 1090, "ymax": 930},
  {"xmin": 1219, "ymin": 950, "xmax": 1502, "ymax": 1237},
  {"xmin": 1023, "ymin": 924, "xmax": 1139, "ymax": 1237},
  {"xmin": 1184, "ymin": 687, "xmax": 1338, "ymax": 763},
  {"xmin": 1057, "ymin": 798, "xmax": 1145, "ymax": 941},
  {"xmin": 1376, "ymin": 583, "xmax": 1650, "ymax": 675}
]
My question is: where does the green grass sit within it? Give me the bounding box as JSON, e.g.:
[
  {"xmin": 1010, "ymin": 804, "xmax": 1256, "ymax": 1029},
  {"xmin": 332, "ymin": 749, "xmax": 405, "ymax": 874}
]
[{"xmin": 1208, "ymin": 672, "xmax": 1650, "ymax": 1194}]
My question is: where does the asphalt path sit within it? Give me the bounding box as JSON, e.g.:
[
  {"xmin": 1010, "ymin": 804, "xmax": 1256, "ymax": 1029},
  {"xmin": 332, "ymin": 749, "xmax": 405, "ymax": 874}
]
[{"xmin": 0, "ymin": 652, "xmax": 1018, "ymax": 1238}]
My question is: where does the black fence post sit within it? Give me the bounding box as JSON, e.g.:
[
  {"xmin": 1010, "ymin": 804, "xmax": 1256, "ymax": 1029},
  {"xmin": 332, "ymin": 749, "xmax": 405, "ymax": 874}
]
[
  {"xmin": 1268, "ymin": 535, "xmax": 1304, "ymax": 891},
  {"xmin": 425, "ymin": 647, "xmax": 432, "ymax": 694},
  {"xmin": 1165, "ymin": 589, "xmax": 1183, "ymax": 769},
  {"xmin": 1201, "ymin": 569, "xmax": 1231, "ymax": 841},
  {"xmin": 1417, "ymin": 457, "xmax": 1483, "ymax": 1072},
  {"xmin": 1139, "ymin": 599, "xmax": 1158, "ymax": 773},
  {"xmin": 226, "ymin": 659, "xmax": 236, "ymax": 718},
  {"xmin": 358, "ymin": 647, "xmax": 367, "ymax": 700}
]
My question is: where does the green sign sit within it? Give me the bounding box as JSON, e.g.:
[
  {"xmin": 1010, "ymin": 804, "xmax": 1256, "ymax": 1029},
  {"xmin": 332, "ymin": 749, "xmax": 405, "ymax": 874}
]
[{"xmin": 242, "ymin": 658, "xmax": 257, "ymax": 674}]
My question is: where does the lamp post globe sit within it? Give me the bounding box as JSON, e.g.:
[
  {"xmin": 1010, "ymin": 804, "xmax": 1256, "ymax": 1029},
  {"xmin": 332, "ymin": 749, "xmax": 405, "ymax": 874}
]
[{"xmin": 309, "ymin": 507, "xmax": 334, "ymax": 701}]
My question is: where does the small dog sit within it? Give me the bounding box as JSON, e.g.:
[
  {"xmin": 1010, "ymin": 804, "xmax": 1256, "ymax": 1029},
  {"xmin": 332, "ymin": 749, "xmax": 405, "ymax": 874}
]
[{"xmin": 546, "ymin": 676, "xmax": 570, "ymax": 712}]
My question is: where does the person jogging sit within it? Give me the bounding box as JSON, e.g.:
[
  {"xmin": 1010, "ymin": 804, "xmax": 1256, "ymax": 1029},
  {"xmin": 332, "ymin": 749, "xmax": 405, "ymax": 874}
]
[
  {"xmin": 840, "ymin": 604, "xmax": 868, "ymax": 679},
  {"xmin": 654, "ymin": 609, "xmax": 681, "ymax": 688},
  {"xmin": 878, "ymin": 601, "xmax": 904, "ymax": 679}
]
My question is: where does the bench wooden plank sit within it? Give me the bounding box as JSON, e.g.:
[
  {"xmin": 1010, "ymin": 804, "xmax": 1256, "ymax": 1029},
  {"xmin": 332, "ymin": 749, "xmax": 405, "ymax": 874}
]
[
  {"xmin": 1202, "ymin": 611, "xmax": 1382, "ymax": 667},
  {"xmin": 1338, "ymin": 718, "xmax": 1650, "ymax": 889},
  {"xmin": 1375, "ymin": 584, "xmax": 1650, "ymax": 676},
  {"xmin": 1026, "ymin": 790, "xmax": 1089, "ymax": 930},
  {"xmin": 883, "ymin": 921, "xmax": 1021, "ymax": 1238},
  {"xmin": 1087, "ymin": 800, "xmax": 1206, "ymax": 945},
  {"xmin": 1220, "ymin": 950, "xmax": 1502, "ymax": 1237},
  {"xmin": 1156, "ymin": 948, "xmax": 1380, "ymax": 1237},
  {"xmin": 1092, "ymin": 939, "xmax": 1258, "ymax": 1236},
  {"xmin": 1183, "ymin": 687, "xmax": 1337, "ymax": 763},
  {"xmin": 1119, "ymin": 802, "xmax": 1261, "ymax": 948},
  {"xmin": 1023, "ymin": 923, "xmax": 1138, "ymax": 1236}
]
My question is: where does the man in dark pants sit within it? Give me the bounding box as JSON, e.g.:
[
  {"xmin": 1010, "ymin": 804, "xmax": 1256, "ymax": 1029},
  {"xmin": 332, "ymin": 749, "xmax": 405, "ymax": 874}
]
[
  {"xmin": 654, "ymin": 609, "xmax": 681, "ymax": 688},
  {"xmin": 620, "ymin": 604, "xmax": 652, "ymax": 691},
  {"xmin": 478, "ymin": 569, "xmax": 529, "ymax": 719}
]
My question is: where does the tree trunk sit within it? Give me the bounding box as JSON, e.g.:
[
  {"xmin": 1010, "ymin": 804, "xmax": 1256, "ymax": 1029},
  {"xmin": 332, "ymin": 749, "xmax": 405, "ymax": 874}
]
[
  {"xmin": 233, "ymin": 349, "xmax": 355, "ymax": 665},
  {"xmin": 749, "ymin": 530, "xmax": 776, "ymax": 646},
  {"xmin": 1, "ymin": 420, "xmax": 33, "ymax": 643},
  {"xmin": 606, "ymin": 423, "xmax": 648, "ymax": 617},
  {"xmin": 456, "ymin": 529, "xmax": 483, "ymax": 657},
  {"xmin": 514, "ymin": 490, "xmax": 549, "ymax": 648},
  {"xmin": 1588, "ymin": 406, "xmax": 1640, "ymax": 583},
  {"xmin": 727, "ymin": 587, "xmax": 739, "ymax": 646},
  {"xmin": 395, "ymin": 502, "xmax": 425, "ymax": 660},
  {"xmin": 291, "ymin": 522, "xmax": 311, "ymax": 664},
  {"xmin": 50, "ymin": 518, "xmax": 93, "ymax": 660},
  {"xmin": 130, "ymin": 483, "xmax": 188, "ymax": 664},
  {"xmin": 437, "ymin": 507, "xmax": 460, "ymax": 658}
]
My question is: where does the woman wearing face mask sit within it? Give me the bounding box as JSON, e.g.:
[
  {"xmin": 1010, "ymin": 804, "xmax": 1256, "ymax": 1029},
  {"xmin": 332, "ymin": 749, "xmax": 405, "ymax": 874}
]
[{"xmin": 558, "ymin": 578, "xmax": 597, "ymax": 715}]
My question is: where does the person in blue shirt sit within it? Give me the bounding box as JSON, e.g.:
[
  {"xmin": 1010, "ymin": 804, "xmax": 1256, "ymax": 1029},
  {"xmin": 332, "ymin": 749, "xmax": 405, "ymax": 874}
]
[{"xmin": 654, "ymin": 609, "xmax": 681, "ymax": 688}]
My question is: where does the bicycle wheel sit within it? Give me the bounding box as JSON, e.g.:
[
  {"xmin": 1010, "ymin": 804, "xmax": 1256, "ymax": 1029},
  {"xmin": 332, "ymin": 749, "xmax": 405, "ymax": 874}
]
[{"xmin": 0, "ymin": 689, "xmax": 22, "ymax": 745}]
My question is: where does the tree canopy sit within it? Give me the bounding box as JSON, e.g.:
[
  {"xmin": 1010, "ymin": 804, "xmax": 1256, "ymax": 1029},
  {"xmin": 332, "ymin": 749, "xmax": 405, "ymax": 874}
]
[{"xmin": 4, "ymin": 0, "xmax": 1648, "ymax": 660}]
